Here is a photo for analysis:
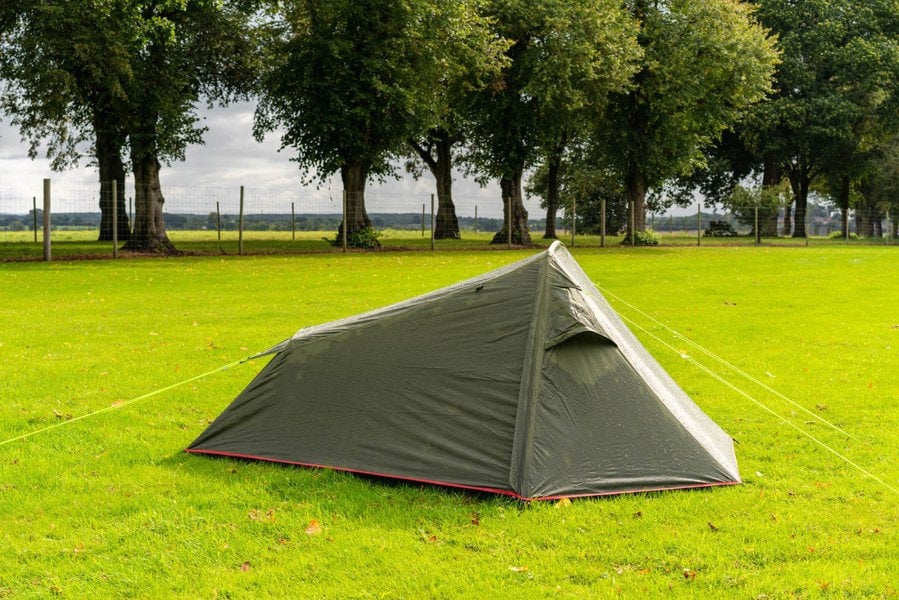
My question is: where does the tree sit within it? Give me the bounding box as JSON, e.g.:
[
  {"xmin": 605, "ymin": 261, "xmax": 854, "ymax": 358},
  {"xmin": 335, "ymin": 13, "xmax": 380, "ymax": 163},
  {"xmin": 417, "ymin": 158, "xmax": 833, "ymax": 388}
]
[
  {"xmin": 592, "ymin": 0, "xmax": 778, "ymax": 240},
  {"xmin": 0, "ymin": 0, "xmax": 132, "ymax": 242},
  {"xmin": 858, "ymin": 136, "xmax": 899, "ymax": 238},
  {"xmin": 1, "ymin": 1, "xmax": 258, "ymax": 253},
  {"xmin": 122, "ymin": 0, "xmax": 259, "ymax": 253},
  {"xmin": 744, "ymin": 0, "xmax": 899, "ymax": 238},
  {"xmin": 462, "ymin": 0, "xmax": 641, "ymax": 245},
  {"xmin": 526, "ymin": 143, "xmax": 629, "ymax": 237},
  {"xmin": 256, "ymin": 0, "xmax": 485, "ymax": 245},
  {"xmin": 405, "ymin": 3, "xmax": 509, "ymax": 240}
]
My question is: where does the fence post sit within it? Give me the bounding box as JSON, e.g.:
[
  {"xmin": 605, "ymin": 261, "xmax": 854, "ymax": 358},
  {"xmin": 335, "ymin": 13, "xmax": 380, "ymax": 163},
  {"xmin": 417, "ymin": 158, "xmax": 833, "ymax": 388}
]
[
  {"xmin": 42, "ymin": 178, "xmax": 51, "ymax": 262},
  {"xmin": 238, "ymin": 186, "xmax": 245, "ymax": 256},
  {"xmin": 755, "ymin": 205, "xmax": 760, "ymax": 246},
  {"xmin": 421, "ymin": 203, "xmax": 426, "ymax": 238},
  {"xmin": 697, "ymin": 202, "xmax": 701, "ymax": 247},
  {"xmin": 600, "ymin": 197, "xmax": 606, "ymax": 248},
  {"xmin": 216, "ymin": 201, "xmax": 222, "ymax": 244},
  {"xmin": 291, "ymin": 202, "xmax": 296, "ymax": 241},
  {"xmin": 430, "ymin": 194, "xmax": 436, "ymax": 251},
  {"xmin": 112, "ymin": 180, "xmax": 118, "ymax": 258},
  {"xmin": 33, "ymin": 196, "xmax": 38, "ymax": 243},
  {"xmin": 474, "ymin": 205, "xmax": 478, "ymax": 235}
]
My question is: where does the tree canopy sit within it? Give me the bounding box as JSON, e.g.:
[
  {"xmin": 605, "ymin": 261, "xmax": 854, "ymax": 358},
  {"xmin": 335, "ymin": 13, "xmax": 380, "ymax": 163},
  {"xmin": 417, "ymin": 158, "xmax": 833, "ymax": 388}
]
[
  {"xmin": 590, "ymin": 0, "xmax": 778, "ymax": 238},
  {"xmin": 254, "ymin": 0, "xmax": 506, "ymax": 243},
  {"xmin": 461, "ymin": 0, "xmax": 642, "ymax": 244},
  {"xmin": 1, "ymin": 0, "xmax": 258, "ymax": 252}
]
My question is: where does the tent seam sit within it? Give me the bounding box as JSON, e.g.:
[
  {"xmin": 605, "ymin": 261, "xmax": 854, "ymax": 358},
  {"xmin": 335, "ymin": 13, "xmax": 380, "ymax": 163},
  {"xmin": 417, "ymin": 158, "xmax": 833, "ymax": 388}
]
[{"xmin": 508, "ymin": 241, "xmax": 559, "ymax": 497}]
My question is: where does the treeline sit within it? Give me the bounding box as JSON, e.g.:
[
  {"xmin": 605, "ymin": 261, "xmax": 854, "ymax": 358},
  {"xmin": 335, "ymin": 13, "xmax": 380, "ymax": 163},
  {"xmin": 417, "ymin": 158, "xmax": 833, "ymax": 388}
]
[
  {"xmin": 2, "ymin": 1, "xmax": 898, "ymax": 251},
  {"xmin": 0, "ymin": 212, "xmax": 516, "ymax": 233}
]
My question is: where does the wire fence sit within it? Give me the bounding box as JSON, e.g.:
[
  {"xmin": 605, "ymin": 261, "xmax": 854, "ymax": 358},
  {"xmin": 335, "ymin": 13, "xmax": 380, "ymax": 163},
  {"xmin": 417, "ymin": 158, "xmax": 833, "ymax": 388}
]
[{"xmin": 1, "ymin": 178, "xmax": 895, "ymax": 260}]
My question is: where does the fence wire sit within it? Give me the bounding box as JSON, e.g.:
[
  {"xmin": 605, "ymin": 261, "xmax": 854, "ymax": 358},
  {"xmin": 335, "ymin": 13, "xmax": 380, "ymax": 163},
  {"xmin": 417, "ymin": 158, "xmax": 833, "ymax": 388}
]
[{"xmin": 1, "ymin": 178, "xmax": 895, "ymax": 260}]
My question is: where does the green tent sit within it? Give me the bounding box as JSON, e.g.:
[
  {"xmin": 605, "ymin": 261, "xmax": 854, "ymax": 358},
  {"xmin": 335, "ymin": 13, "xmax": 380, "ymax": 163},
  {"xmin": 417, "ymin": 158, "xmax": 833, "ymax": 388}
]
[{"xmin": 187, "ymin": 242, "xmax": 740, "ymax": 500}]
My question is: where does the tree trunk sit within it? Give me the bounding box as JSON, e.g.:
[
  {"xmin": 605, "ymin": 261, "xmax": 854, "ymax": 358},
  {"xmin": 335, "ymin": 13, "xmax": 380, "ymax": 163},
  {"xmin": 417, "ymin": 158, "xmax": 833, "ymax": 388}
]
[
  {"xmin": 758, "ymin": 161, "xmax": 780, "ymax": 236},
  {"xmin": 624, "ymin": 167, "xmax": 647, "ymax": 242},
  {"xmin": 543, "ymin": 151, "xmax": 562, "ymax": 239},
  {"xmin": 787, "ymin": 165, "xmax": 809, "ymax": 238},
  {"xmin": 432, "ymin": 136, "xmax": 459, "ymax": 240},
  {"xmin": 96, "ymin": 123, "xmax": 130, "ymax": 243},
  {"xmin": 410, "ymin": 133, "xmax": 460, "ymax": 240},
  {"xmin": 337, "ymin": 161, "xmax": 375, "ymax": 244},
  {"xmin": 124, "ymin": 153, "xmax": 175, "ymax": 253},
  {"xmin": 491, "ymin": 172, "xmax": 531, "ymax": 245}
]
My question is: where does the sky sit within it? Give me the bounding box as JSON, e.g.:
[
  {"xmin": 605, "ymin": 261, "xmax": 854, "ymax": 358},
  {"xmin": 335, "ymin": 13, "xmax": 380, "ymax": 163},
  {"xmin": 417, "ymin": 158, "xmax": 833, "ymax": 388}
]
[{"xmin": 0, "ymin": 102, "xmax": 527, "ymax": 219}]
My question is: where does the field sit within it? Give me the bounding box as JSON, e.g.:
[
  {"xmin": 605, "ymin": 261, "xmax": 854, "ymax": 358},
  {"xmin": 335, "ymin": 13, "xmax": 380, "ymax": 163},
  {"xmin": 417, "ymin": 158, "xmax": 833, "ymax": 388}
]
[
  {"xmin": 1, "ymin": 226, "xmax": 886, "ymax": 262},
  {"xmin": 1, "ymin": 245, "xmax": 897, "ymax": 598}
]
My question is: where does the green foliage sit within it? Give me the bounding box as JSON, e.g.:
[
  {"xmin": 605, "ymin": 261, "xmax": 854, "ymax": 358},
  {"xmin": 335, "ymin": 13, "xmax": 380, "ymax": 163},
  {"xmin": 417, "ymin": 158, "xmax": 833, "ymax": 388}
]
[
  {"xmin": 634, "ymin": 228, "xmax": 660, "ymax": 245},
  {"xmin": 1, "ymin": 248, "xmax": 896, "ymax": 596},
  {"xmin": 724, "ymin": 181, "xmax": 791, "ymax": 231},
  {"xmin": 463, "ymin": 0, "xmax": 641, "ymax": 182},
  {"xmin": 330, "ymin": 226, "xmax": 383, "ymax": 249},
  {"xmin": 596, "ymin": 0, "xmax": 779, "ymax": 188},
  {"xmin": 624, "ymin": 227, "xmax": 660, "ymax": 246},
  {"xmin": 255, "ymin": 0, "xmax": 495, "ymax": 185},
  {"xmin": 743, "ymin": 0, "xmax": 899, "ymax": 236},
  {"xmin": 0, "ymin": 0, "xmax": 258, "ymax": 168},
  {"xmin": 828, "ymin": 230, "xmax": 859, "ymax": 240},
  {"xmin": 527, "ymin": 145, "xmax": 629, "ymax": 235}
]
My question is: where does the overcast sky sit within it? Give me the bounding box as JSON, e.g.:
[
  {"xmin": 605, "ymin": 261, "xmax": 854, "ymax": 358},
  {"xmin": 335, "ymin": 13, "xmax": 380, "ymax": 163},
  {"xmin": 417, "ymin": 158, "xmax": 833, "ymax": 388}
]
[{"xmin": 0, "ymin": 102, "xmax": 527, "ymax": 218}]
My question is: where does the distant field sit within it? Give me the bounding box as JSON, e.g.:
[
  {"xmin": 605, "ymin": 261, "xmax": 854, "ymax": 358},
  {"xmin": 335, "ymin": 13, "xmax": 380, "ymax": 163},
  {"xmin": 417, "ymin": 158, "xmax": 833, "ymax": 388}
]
[
  {"xmin": 0, "ymin": 245, "xmax": 896, "ymax": 597},
  {"xmin": 1, "ymin": 227, "xmax": 892, "ymax": 261}
]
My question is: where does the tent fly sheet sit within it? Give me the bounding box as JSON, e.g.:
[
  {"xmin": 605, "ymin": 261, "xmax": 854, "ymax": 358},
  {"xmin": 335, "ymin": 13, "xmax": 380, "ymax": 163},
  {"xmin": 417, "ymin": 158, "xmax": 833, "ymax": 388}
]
[{"xmin": 187, "ymin": 242, "xmax": 740, "ymax": 500}]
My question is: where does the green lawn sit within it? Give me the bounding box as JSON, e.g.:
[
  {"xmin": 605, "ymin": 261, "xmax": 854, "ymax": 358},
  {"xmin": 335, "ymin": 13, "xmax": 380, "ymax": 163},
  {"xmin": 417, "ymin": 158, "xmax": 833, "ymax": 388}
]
[
  {"xmin": 1, "ymin": 227, "xmax": 893, "ymax": 261},
  {"xmin": 1, "ymin": 245, "xmax": 896, "ymax": 598}
]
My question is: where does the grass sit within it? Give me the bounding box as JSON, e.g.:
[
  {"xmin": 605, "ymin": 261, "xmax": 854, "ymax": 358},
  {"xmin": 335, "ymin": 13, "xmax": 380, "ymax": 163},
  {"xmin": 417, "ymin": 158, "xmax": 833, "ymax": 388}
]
[
  {"xmin": 2, "ymin": 227, "xmax": 894, "ymax": 261},
  {"xmin": 1, "ymin": 245, "xmax": 897, "ymax": 598}
]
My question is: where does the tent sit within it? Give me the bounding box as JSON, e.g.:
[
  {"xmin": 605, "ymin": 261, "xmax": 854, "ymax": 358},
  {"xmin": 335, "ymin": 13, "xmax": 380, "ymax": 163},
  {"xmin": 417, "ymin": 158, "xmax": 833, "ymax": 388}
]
[{"xmin": 187, "ymin": 241, "xmax": 740, "ymax": 500}]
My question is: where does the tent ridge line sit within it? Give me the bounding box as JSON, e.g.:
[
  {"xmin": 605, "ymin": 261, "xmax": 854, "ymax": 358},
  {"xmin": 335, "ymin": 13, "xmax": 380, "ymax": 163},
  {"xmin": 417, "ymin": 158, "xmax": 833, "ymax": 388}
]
[{"xmin": 508, "ymin": 242, "xmax": 563, "ymax": 497}]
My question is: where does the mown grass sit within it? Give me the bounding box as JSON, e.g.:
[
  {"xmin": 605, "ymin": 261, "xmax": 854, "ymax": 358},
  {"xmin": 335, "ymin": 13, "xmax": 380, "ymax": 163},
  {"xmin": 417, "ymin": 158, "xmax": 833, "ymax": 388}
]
[
  {"xmin": 1, "ymin": 245, "xmax": 897, "ymax": 598},
  {"xmin": 2, "ymin": 227, "xmax": 893, "ymax": 261}
]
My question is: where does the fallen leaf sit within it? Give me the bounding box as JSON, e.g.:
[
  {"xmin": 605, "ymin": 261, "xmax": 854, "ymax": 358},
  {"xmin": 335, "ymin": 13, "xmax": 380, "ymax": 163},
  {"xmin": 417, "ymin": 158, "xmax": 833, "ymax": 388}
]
[
  {"xmin": 248, "ymin": 508, "xmax": 276, "ymax": 523},
  {"xmin": 633, "ymin": 511, "xmax": 643, "ymax": 519},
  {"xmin": 555, "ymin": 498, "xmax": 571, "ymax": 509},
  {"xmin": 509, "ymin": 566, "xmax": 528, "ymax": 573},
  {"xmin": 470, "ymin": 512, "xmax": 480, "ymax": 526},
  {"xmin": 683, "ymin": 568, "xmax": 696, "ymax": 580},
  {"xmin": 240, "ymin": 561, "xmax": 251, "ymax": 572},
  {"xmin": 707, "ymin": 522, "xmax": 719, "ymax": 532},
  {"xmin": 305, "ymin": 519, "xmax": 322, "ymax": 536}
]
